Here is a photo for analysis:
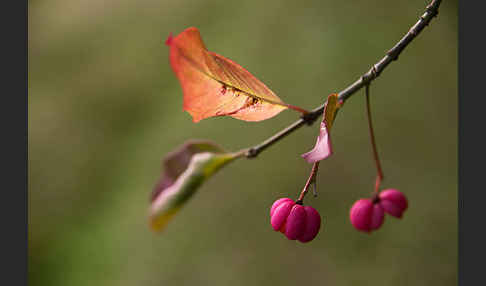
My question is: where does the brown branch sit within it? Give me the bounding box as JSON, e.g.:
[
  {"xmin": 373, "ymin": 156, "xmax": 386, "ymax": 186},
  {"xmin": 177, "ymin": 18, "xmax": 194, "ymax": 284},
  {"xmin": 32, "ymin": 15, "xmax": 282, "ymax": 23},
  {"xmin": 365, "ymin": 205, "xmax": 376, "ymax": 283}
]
[{"xmin": 244, "ymin": 0, "xmax": 442, "ymax": 159}]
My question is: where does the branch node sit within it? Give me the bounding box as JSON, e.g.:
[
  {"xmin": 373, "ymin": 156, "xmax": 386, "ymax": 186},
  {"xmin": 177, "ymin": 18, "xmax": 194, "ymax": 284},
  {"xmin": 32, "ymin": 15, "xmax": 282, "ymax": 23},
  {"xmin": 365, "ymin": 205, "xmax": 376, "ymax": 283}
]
[
  {"xmin": 361, "ymin": 65, "xmax": 378, "ymax": 85},
  {"xmin": 426, "ymin": 3, "xmax": 439, "ymax": 17},
  {"xmin": 409, "ymin": 27, "xmax": 418, "ymax": 36},
  {"xmin": 245, "ymin": 148, "xmax": 258, "ymax": 159},
  {"xmin": 372, "ymin": 64, "xmax": 379, "ymax": 78},
  {"xmin": 301, "ymin": 111, "xmax": 320, "ymax": 126}
]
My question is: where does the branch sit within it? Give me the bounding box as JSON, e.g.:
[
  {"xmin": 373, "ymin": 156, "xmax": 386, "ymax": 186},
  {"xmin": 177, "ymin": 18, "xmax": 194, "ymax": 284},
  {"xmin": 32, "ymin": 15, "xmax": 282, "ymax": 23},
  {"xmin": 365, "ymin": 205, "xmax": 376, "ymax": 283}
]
[{"xmin": 244, "ymin": 0, "xmax": 442, "ymax": 159}]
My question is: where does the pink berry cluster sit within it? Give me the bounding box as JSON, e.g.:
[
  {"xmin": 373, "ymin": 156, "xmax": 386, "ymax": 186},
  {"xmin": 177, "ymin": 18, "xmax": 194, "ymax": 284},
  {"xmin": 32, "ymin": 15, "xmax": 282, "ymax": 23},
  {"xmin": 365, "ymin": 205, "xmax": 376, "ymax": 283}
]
[
  {"xmin": 270, "ymin": 198, "xmax": 321, "ymax": 243},
  {"xmin": 350, "ymin": 189, "xmax": 408, "ymax": 233}
]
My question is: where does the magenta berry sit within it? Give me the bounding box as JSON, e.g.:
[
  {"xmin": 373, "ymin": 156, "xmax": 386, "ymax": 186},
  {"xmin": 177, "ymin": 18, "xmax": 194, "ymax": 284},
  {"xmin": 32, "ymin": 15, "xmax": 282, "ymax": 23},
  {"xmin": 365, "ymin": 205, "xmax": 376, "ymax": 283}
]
[
  {"xmin": 270, "ymin": 198, "xmax": 293, "ymax": 217},
  {"xmin": 285, "ymin": 204, "xmax": 307, "ymax": 240},
  {"xmin": 379, "ymin": 189, "xmax": 408, "ymax": 218},
  {"xmin": 298, "ymin": 206, "xmax": 321, "ymax": 243},
  {"xmin": 269, "ymin": 198, "xmax": 321, "ymax": 243},
  {"xmin": 370, "ymin": 203, "xmax": 385, "ymax": 230},
  {"xmin": 270, "ymin": 200, "xmax": 294, "ymax": 231},
  {"xmin": 349, "ymin": 199, "xmax": 384, "ymax": 233}
]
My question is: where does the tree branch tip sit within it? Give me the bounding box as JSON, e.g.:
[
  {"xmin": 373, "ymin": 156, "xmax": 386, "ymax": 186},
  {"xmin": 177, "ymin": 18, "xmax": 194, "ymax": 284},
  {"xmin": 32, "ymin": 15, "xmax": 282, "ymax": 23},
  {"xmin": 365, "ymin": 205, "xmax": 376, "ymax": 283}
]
[{"xmin": 236, "ymin": 0, "xmax": 441, "ymax": 160}]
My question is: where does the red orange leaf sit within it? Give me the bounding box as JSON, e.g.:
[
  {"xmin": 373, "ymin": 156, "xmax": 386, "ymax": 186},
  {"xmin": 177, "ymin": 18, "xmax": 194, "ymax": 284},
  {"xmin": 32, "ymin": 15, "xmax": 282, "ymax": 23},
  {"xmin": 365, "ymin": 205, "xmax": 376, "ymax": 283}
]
[{"xmin": 166, "ymin": 27, "xmax": 305, "ymax": 122}]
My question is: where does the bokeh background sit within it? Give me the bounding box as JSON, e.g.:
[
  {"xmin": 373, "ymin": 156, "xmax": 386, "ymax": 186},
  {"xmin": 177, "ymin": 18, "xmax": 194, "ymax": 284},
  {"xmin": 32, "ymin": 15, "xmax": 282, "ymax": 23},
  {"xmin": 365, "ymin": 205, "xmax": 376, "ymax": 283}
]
[{"xmin": 28, "ymin": 0, "xmax": 457, "ymax": 285}]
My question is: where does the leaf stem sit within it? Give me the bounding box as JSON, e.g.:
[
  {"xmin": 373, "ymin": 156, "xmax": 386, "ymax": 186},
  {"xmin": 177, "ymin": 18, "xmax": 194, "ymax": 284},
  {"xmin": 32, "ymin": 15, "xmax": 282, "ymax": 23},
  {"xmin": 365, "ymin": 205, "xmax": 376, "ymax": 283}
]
[
  {"xmin": 284, "ymin": 104, "xmax": 311, "ymax": 115},
  {"xmin": 365, "ymin": 84, "xmax": 384, "ymax": 194},
  {"xmin": 243, "ymin": 0, "xmax": 441, "ymax": 159}
]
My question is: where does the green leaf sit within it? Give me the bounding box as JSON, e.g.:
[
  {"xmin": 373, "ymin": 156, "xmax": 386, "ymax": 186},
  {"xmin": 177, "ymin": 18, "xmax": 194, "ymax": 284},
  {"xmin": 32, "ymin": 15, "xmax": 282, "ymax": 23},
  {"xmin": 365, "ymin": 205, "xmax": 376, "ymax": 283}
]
[{"xmin": 149, "ymin": 140, "xmax": 242, "ymax": 232}]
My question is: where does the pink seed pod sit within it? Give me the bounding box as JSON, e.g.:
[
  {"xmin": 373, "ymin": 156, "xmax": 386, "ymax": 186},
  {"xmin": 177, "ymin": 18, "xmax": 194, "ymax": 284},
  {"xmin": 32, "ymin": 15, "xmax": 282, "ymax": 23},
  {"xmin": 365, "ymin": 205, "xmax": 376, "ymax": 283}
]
[
  {"xmin": 370, "ymin": 203, "xmax": 385, "ymax": 230},
  {"xmin": 379, "ymin": 189, "xmax": 408, "ymax": 218},
  {"xmin": 270, "ymin": 200, "xmax": 295, "ymax": 231},
  {"xmin": 270, "ymin": 198, "xmax": 293, "ymax": 217},
  {"xmin": 284, "ymin": 204, "xmax": 307, "ymax": 240},
  {"xmin": 350, "ymin": 199, "xmax": 385, "ymax": 233},
  {"xmin": 269, "ymin": 198, "xmax": 322, "ymax": 242},
  {"xmin": 298, "ymin": 206, "xmax": 321, "ymax": 243}
]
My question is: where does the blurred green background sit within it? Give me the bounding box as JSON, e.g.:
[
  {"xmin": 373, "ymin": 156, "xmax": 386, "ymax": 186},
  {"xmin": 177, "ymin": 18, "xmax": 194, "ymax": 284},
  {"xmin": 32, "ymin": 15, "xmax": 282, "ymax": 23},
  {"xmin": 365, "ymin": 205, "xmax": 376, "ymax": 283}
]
[{"xmin": 28, "ymin": 0, "xmax": 457, "ymax": 285}]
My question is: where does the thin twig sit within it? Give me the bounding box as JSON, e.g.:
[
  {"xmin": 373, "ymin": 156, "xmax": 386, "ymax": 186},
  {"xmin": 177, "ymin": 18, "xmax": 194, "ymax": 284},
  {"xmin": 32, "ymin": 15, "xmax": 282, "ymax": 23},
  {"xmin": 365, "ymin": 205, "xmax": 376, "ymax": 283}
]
[
  {"xmin": 365, "ymin": 84, "xmax": 384, "ymax": 194},
  {"xmin": 296, "ymin": 162, "xmax": 320, "ymax": 203},
  {"xmin": 244, "ymin": 0, "xmax": 441, "ymax": 159}
]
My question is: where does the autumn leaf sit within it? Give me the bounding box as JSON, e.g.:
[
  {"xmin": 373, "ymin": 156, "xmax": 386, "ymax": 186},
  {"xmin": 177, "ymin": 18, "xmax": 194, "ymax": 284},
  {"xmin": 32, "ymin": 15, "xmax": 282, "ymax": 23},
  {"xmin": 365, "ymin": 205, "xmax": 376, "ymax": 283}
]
[
  {"xmin": 149, "ymin": 140, "xmax": 242, "ymax": 232},
  {"xmin": 301, "ymin": 94, "xmax": 341, "ymax": 163},
  {"xmin": 166, "ymin": 27, "xmax": 307, "ymax": 122}
]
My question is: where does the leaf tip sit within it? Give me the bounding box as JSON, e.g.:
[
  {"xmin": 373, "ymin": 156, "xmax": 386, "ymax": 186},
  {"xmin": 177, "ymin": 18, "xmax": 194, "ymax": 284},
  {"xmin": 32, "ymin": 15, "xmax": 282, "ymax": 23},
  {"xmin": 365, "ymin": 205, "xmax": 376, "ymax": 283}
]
[
  {"xmin": 165, "ymin": 32, "xmax": 173, "ymax": 46},
  {"xmin": 149, "ymin": 206, "xmax": 180, "ymax": 232}
]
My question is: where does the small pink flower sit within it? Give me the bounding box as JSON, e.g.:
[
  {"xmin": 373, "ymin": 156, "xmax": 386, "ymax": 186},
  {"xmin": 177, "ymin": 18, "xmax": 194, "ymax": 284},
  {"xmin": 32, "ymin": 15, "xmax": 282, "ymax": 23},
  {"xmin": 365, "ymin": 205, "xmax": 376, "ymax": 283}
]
[
  {"xmin": 270, "ymin": 198, "xmax": 322, "ymax": 243},
  {"xmin": 349, "ymin": 199, "xmax": 384, "ymax": 233},
  {"xmin": 379, "ymin": 189, "xmax": 408, "ymax": 218}
]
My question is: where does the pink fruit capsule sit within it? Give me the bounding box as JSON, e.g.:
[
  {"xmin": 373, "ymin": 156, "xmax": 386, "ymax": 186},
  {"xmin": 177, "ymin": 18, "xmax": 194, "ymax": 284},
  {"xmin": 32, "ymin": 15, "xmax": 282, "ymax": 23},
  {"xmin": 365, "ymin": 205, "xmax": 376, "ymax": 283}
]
[
  {"xmin": 370, "ymin": 203, "xmax": 385, "ymax": 230},
  {"xmin": 270, "ymin": 198, "xmax": 293, "ymax": 217},
  {"xmin": 270, "ymin": 200, "xmax": 294, "ymax": 231},
  {"xmin": 284, "ymin": 204, "xmax": 307, "ymax": 240},
  {"xmin": 298, "ymin": 206, "xmax": 321, "ymax": 243},
  {"xmin": 379, "ymin": 189, "xmax": 408, "ymax": 218},
  {"xmin": 350, "ymin": 198, "xmax": 384, "ymax": 233},
  {"xmin": 270, "ymin": 198, "xmax": 322, "ymax": 242}
]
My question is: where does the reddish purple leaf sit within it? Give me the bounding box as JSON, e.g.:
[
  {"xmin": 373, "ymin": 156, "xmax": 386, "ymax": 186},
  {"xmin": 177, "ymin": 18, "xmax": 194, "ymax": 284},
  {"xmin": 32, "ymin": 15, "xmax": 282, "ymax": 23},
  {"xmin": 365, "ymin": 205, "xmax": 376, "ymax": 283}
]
[
  {"xmin": 301, "ymin": 120, "xmax": 333, "ymax": 163},
  {"xmin": 301, "ymin": 93, "xmax": 340, "ymax": 163}
]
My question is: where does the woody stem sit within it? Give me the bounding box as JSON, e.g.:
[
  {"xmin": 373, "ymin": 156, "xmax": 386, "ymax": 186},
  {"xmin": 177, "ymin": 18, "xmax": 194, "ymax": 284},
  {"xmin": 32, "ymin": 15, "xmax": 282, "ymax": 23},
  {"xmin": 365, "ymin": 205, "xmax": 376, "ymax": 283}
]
[{"xmin": 244, "ymin": 0, "xmax": 441, "ymax": 159}]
